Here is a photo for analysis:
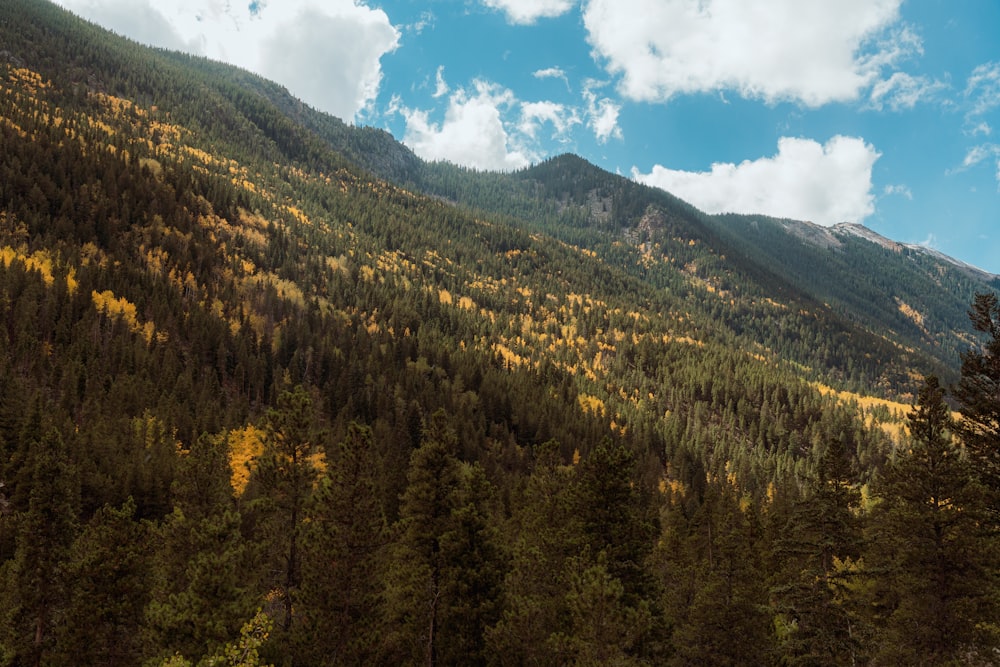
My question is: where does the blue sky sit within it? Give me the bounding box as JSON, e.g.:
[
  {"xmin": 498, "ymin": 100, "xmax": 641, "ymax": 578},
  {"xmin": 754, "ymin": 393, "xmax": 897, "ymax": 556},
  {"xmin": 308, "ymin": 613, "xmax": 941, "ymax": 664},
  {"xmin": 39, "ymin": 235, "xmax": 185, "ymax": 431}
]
[{"xmin": 52, "ymin": 0, "xmax": 1000, "ymax": 273}]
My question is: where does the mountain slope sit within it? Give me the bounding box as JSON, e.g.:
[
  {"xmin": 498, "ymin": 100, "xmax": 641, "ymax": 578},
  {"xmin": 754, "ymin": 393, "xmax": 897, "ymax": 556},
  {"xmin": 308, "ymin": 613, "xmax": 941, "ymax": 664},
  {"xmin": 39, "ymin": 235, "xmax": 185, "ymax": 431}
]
[
  {"xmin": 0, "ymin": 0, "xmax": 913, "ymax": 498},
  {"xmin": 4, "ymin": 2, "xmax": 1000, "ymax": 664},
  {"xmin": 342, "ymin": 150, "xmax": 993, "ymax": 391}
]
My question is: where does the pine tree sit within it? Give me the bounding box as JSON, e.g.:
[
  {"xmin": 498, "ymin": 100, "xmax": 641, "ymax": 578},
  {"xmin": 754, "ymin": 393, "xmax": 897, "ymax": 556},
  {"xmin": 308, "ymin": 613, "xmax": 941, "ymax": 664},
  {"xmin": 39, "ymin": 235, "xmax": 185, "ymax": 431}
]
[
  {"xmin": 486, "ymin": 441, "xmax": 577, "ymax": 666},
  {"xmin": 381, "ymin": 410, "xmax": 503, "ymax": 666},
  {"xmin": 552, "ymin": 554, "xmax": 652, "ymax": 666},
  {"xmin": 869, "ymin": 376, "xmax": 999, "ymax": 664},
  {"xmin": 665, "ymin": 481, "xmax": 774, "ymax": 666},
  {"xmin": 254, "ymin": 385, "xmax": 322, "ymax": 635},
  {"xmin": 0, "ymin": 427, "xmax": 79, "ymax": 667},
  {"xmin": 296, "ymin": 422, "xmax": 388, "ymax": 665},
  {"xmin": 570, "ymin": 439, "xmax": 658, "ymax": 609},
  {"xmin": 953, "ymin": 291, "xmax": 1000, "ymax": 520},
  {"xmin": 53, "ymin": 497, "xmax": 150, "ymax": 666},
  {"xmin": 146, "ymin": 433, "xmax": 255, "ymax": 662},
  {"xmin": 769, "ymin": 434, "xmax": 864, "ymax": 666}
]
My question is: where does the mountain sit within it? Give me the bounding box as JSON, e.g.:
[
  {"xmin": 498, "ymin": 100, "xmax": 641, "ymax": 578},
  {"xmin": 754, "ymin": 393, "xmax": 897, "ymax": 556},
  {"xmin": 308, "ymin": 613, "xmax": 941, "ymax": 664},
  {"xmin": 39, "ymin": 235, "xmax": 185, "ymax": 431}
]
[{"xmin": 2, "ymin": 1, "xmax": 999, "ymax": 664}]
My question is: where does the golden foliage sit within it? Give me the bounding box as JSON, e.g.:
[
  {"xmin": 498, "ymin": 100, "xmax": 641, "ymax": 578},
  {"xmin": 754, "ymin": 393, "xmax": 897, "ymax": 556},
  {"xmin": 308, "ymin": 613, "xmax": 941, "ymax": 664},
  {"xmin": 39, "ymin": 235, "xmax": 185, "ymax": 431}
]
[
  {"xmin": 577, "ymin": 393, "xmax": 606, "ymax": 417},
  {"xmin": 227, "ymin": 425, "xmax": 265, "ymax": 496},
  {"xmin": 91, "ymin": 289, "xmax": 156, "ymax": 343},
  {"xmin": 1, "ymin": 246, "xmax": 75, "ymax": 292}
]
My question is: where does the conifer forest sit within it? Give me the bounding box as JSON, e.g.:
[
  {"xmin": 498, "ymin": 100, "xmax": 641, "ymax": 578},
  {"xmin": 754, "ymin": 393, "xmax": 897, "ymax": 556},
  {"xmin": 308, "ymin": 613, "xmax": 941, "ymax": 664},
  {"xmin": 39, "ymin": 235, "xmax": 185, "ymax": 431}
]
[{"xmin": 1, "ymin": 1, "xmax": 1000, "ymax": 664}]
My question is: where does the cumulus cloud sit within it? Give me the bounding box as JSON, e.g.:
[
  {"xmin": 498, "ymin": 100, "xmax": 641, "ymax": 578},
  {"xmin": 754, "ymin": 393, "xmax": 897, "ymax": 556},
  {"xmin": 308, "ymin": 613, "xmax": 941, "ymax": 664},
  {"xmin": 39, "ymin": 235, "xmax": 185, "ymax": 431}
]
[
  {"xmin": 258, "ymin": 6, "xmax": 399, "ymax": 121},
  {"xmin": 482, "ymin": 0, "xmax": 576, "ymax": 24},
  {"xmin": 583, "ymin": 80, "xmax": 622, "ymax": 143},
  {"xmin": 397, "ymin": 80, "xmax": 534, "ymax": 171},
  {"xmin": 868, "ymin": 72, "xmax": 947, "ymax": 111},
  {"xmin": 633, "ymin": 136, "xmax": 881, "ymax": 225},
  {"xmin": 582, "ymin": 0, "xmax": 908, "ymax": 106},
  {"xmin": 52, "ymin": 0, "xmax": 399, "ymax": 122},
  {"xmin": 51, "ymin": 0, "xmax": 193, "ymax": 51}
]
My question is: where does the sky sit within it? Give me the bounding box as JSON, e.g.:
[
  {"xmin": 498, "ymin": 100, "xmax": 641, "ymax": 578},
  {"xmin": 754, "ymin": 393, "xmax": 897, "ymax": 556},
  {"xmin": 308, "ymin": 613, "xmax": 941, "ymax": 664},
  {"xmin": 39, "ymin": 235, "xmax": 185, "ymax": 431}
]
[{"xmin": 50, "ymin": 0, "xmax": 1000, "ymax": 274}]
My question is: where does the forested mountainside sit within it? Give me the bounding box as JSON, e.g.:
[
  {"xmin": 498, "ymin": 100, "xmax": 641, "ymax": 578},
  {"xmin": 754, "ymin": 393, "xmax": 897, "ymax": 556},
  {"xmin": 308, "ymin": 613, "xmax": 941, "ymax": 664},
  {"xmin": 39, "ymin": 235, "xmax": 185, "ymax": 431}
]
[{"xmin": 2, "ymin": 1, "xmax": 1000, "ymax": 665}]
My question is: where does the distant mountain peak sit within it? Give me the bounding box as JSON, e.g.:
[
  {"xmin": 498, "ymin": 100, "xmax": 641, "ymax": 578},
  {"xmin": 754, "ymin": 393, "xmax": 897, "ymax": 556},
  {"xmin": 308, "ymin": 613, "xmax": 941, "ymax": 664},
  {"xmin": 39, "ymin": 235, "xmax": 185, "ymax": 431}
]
[{"xmin": 832, "ymin": 222, "xmax": 996, "ymax": 281}]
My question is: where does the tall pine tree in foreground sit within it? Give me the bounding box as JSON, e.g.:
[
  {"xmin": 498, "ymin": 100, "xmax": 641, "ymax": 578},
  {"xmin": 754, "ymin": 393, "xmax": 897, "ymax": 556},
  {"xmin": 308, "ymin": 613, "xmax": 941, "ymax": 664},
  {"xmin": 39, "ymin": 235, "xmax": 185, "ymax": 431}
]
[
  {"xmin": 954, "ymin": 292, "xmax": 1000, "ymax": 521},
  {"xmin": 769, "ymin": 434, "xmax": 864, "ymax": 666},
  {"xmin": 381, "ymin": 410, "xmax": 503, "ymax": 666},
  {"xmin": 295, "ymin": 422, "xmax": 388, "ymax": 665},
  {"xmin": 54, "ymin": 497, "xmax": 149, "ymax": 666},
  {"xmin": 145, "ymin": 432, "xmax": 254, "ymax": 662},
  {"xmin": 869, "ymin": 375, "xmax": 998, "ymax": 664},
  {"xmin": 254, "ymin": 385, "xmax": 322, "ymax": 639}
]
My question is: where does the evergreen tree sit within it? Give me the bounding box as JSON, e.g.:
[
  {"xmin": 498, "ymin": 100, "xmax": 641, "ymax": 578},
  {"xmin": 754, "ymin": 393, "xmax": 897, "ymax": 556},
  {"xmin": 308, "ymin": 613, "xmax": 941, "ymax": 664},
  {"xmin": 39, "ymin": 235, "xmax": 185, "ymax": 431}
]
[
  {"xmin": 953, "ymin": 291, "xmax": 1000, "ymax": 520},
  {"xmin": 53, "ymin": 497, "xmax": 150, "ymax": 666},
  {"xmin": 552, "ymin": 554, "xmax": 652, "ymax": 667},
  {"xmin": 769, "ymin": 434, "xmax": 865, "ymax": 666},
  {"xmin": 664, "ymin": 481, "xmax": 774, "ymax": 667},
  {"xmin": 570, "ymin": 439, "xmax": 659, "ymax": 609},
  {"xmin": 869, "ymin": 376, "xmax": 999, "ymax": 664},
  {"xmin": 145, "ymin": 433, "xmax": 254, "ymax": 662},
  {"xmin": 435, "ymin": 462, "xmax": 505, "ymax": 666},
  {"xmin": 296, "ymin": 422, "xmax": 388, "ymax": 665},
  {"xmin": 486, "ymin": 441, "xmax": 577, "ymax": 666},
  {"xmin": 0, "ymin": 427, "xmax": 79, "ymax": 667},
  {"xmin": 382, "ymin": 410, "xmax": 503, "ymax": 666},
  {"xmin": 254, "ymin": 385, "xmax": 321, "ymax": 636}
]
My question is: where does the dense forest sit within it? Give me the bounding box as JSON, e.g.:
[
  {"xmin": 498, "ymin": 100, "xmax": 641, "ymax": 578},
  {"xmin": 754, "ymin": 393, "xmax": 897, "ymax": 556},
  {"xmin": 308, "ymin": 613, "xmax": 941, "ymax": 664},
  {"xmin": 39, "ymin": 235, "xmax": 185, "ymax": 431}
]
[{"xmin": 1, "ymin": 1, "xmax": 999, "ymax": 664}]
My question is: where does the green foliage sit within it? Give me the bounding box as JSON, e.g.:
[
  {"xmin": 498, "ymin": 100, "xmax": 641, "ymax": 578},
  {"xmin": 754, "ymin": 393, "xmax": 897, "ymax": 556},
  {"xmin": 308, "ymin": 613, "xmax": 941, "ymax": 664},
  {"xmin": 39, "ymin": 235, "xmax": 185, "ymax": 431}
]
[
  {"xmin": 954, "ymin": 292, "xmax": 1000, "ymax": 512},
  {"xmin": 0, "ymin": 2, "xmax": 999, "ymax": 663},
  {"xmin": 295, "ymin": 423, "xmax": 387, "ymax": 664},
  {"xmin": 381, "ymin": 411, "xmax": 504, "ymax": 666},
  {"xmin": 768, "ymin": 435, "xmax": 865, "ymax": 666},
  {"xmin": 868, "ymin": 376, "xmax": 999, "ymax": 664},
  {"xmin": 54, "ymin": 497, "xmax": 150, "ymax": 666},
  {"xmin": 251, "ymin": 385, "xmax": 322, "ymax": 638},
  {"xmin": 0, "ymin": 427, "xmax": 79, "ymax": 666},
  {"xmin": 660, "ymin": 482, "xmax": 774, "ymax": 666}
]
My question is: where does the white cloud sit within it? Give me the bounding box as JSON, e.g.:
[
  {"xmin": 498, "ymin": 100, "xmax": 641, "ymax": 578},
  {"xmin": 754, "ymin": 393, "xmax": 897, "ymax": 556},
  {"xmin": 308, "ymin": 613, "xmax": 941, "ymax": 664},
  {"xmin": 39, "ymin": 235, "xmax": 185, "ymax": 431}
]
[
  {"xmin": 433, "ymin": 66, "xmax": 450, "ymax": 99},
  {"xmin": 534, "ymin": 67, "xmax": 567, "ymax": 80},
  {"xmin": 965, "ymin": 62, "xmax": 1000, "ymax": 118},
  {"xmin": 258, "ymin": 6, "xmax": 399, "ymax": 122},
  {"xmin": 51, "ymin": 0, "xmax": 193, "ymax": 51},
  {"xmin": 582, "ymin": 0, "xmax": 907, "ymax": 106},
  {"xmin": 882, "ymin": 184, "xmax": 913, "ymax": 200},
  {"xmin": 482, "ymin": 0, "xmax": 575, "ymax": 24},
  {"xmin": 961, "ymin": 144, "xmax": 1000, "ymax": 169},
  {"xmin": 632, "ymin": 136, "xmax": 881, "ymax": 225},
  {"xmin": 406, "ymin": 10, "xmax": 435, "ymax": 34},
  {"xmin": 868, "ymin": 72, "xmax": 947, "ymax": 111},
  {"xmin": 398, "ymin": 80, "xmax": 533, "ymax": 171},
  {"xmin": 519, "ymin": 101, "xmax": 580, "ymax": 141},
  {"xmin": 583, "ymin": 80, "xmax": 622, "ymax": 143},
  {"xmin": 52, "ymin": 0, "xmax": 399, "ymax": 122},
  {"xmin": 969, "ymin": 122, "xmax": 992, "ymax": 137},
  {"xmin": 958, "ymin": 143, "xmax": 1000, "ymax": 188}
]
